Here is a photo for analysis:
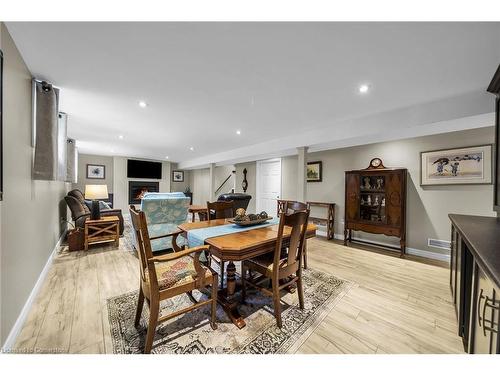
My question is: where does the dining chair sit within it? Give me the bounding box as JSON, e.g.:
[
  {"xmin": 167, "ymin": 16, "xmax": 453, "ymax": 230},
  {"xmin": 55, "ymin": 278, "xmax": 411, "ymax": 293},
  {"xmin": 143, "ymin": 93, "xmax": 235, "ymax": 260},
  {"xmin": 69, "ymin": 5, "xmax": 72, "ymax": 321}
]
[
  {"xmin": 277, "ymin": 200, "xmax": 310, "ymax": 269},
  {"xmin": 129, "ymin": 205, "xmax": 218, "ymax": 354},
  {"xmin": 205, "ymin": 200, "xmax": 235, "ymax": 288},
  {"xmin": 240, "ymin": 209, "xmax": 310, "ymax": 328}
]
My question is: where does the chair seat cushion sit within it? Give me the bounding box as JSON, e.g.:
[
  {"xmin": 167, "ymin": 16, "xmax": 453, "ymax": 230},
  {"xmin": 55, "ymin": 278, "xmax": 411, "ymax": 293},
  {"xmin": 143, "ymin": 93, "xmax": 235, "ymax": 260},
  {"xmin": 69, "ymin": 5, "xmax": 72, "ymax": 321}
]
[
  {"xmin": 244, "ymin": 251, "xmax": 287, "ymax": 275},
  {"xmin": 145, "ymin": 256, "xmax": 212, "ymax": 290}
]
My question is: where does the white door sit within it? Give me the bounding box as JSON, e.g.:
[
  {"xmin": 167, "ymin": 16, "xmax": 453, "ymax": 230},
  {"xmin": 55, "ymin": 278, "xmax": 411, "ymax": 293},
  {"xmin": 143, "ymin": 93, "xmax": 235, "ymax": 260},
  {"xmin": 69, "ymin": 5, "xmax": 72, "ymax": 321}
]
[{"xmin": 256, "ymin": 159, "xmax": 281, "ymax": 216}]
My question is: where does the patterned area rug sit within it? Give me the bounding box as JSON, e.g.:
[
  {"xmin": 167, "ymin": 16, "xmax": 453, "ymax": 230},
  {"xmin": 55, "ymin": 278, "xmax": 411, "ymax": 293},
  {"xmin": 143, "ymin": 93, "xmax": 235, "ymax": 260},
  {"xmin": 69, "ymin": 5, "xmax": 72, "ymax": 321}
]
[{"xmin": 107, "ymin": 269, "xmax": 351, "ymax": 354}]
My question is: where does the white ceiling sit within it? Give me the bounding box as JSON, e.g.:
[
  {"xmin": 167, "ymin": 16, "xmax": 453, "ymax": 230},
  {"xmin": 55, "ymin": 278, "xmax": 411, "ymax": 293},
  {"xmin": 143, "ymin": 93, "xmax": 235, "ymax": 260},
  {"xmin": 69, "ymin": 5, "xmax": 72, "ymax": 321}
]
[{"xmin": 6, "ymin": 22, "xmax": 500, "ymax": 168}]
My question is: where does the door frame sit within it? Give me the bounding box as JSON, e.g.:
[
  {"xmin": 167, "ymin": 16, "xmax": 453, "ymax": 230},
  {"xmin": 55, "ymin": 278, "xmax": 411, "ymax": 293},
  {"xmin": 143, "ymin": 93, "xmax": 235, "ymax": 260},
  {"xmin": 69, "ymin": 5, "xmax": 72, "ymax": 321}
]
[{"xmin": 256, "ymin": 158, "xmax": 282, "ymax": 214}]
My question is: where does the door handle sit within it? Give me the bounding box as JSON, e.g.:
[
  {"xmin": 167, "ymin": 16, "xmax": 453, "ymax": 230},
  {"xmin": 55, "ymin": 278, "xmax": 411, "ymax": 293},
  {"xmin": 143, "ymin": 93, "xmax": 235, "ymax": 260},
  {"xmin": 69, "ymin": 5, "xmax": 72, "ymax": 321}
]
[{"xmin": 478, "ymin": 288, "xmax": 500, "ymax": 336}]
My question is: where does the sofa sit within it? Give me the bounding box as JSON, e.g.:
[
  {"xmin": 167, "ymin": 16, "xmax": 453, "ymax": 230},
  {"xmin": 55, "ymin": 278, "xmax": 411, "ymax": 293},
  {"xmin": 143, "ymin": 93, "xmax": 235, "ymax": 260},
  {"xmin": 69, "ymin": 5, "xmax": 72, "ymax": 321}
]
[
  {"xmin": 139, "ymin": 192, "xmax": 191, "ymax": 252},
  {"xmin": 65, "ymin": 189, "xmax": 125, "ymax": 235},
  {"xmin": 217, "ymin": 192, "xmax": 252, "ymax": 214}
]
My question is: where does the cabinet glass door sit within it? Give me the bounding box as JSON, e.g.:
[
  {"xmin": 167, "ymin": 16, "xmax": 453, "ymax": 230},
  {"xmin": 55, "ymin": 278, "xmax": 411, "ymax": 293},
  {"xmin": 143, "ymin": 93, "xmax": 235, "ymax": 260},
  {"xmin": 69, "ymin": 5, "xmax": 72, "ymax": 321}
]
[{"xmin": 359, "ymin": 175, "xmax": 387, "ymax": 224}]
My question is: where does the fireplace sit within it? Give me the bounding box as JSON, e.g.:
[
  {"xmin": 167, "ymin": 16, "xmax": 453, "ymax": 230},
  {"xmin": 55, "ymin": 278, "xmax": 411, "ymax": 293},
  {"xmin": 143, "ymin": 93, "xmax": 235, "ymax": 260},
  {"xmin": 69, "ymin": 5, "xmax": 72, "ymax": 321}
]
[{"xmin": 129, "ymin": 181, "xmax": 159, "ymax": 204}]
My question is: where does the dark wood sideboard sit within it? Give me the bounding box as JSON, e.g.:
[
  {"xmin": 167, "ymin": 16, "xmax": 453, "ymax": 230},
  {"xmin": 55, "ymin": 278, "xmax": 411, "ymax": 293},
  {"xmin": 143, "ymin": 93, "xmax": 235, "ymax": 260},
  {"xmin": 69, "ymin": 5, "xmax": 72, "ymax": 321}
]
[{"xmin": 449, "ymin": 214, "xmax": 500, "ymax": 353}]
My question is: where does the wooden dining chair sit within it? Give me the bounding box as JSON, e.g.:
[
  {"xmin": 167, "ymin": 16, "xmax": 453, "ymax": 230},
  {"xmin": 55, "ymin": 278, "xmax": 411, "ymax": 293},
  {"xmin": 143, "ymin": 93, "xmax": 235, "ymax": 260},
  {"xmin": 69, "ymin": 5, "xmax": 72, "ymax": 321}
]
[
  {"xmin": 129, "ymin": 205, "xmax": 218, "ymax": 354},
  {"xmin": 277, "ymin": 200, "xmax": 310, "ymax": 269},
  {"xmin": 241, "ymin": 209, "xmax": 310, "ymax": 328},
  {"xmin": 205, "ymin": 200, "xmax": 234, "ymax": 288}
]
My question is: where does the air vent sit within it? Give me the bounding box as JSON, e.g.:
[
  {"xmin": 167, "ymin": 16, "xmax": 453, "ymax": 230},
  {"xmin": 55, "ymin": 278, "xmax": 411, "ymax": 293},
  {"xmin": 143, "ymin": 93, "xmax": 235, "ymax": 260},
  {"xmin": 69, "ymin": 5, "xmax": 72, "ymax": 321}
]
[{"xmin": 428, "ymin": 238, "xmax": 451, "ymax": 250}]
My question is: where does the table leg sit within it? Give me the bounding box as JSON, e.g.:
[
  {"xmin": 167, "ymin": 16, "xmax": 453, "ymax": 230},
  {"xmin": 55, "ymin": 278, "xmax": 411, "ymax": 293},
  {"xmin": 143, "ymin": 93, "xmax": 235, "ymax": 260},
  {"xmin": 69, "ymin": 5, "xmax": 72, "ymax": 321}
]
[
  {"xmin": 217, "ymin": 260, "xmax": 246, "ymax": 329},
  {"xmin": 84, "ymin": 225, "xmax": 89, "ymax": 250},
  {"xmin": 115, "ymin": 223, "xmax": 119, "ymax": 247}
]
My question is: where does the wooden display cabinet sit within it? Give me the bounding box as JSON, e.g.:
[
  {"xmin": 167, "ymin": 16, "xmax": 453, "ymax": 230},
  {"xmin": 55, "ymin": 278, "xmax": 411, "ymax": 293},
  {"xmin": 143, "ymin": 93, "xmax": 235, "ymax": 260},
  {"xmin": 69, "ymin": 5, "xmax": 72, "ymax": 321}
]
[{"xmin": 344, "ymin": 158, "xmax": 407, "ymax": 256}]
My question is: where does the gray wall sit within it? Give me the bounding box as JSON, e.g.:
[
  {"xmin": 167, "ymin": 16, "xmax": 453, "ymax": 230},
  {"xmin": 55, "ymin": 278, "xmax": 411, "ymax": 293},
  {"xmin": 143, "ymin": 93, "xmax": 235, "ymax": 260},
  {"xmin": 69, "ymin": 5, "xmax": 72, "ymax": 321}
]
[
  {"xmin": 0, "ymin": 24, "xmax": 69, "ymax": 345},
  {"xmin": 170, "ymin": 163, "xmax": 190, "ymax": 193},
  {"xmin": 73, "ymin": 153, "xmax": 114, "ymax": 193},
  {"xmin": 234, "ymin": 127, "xmax": 496, "ymax": 256}
]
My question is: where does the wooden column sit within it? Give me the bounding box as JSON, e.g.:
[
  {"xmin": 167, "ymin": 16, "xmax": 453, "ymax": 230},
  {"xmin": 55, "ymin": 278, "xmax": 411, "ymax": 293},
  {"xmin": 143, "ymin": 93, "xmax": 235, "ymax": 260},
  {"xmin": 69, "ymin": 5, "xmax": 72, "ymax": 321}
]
[{"xmin": 297, "ymin": 147, "xmax": 308, "ymax": 203}]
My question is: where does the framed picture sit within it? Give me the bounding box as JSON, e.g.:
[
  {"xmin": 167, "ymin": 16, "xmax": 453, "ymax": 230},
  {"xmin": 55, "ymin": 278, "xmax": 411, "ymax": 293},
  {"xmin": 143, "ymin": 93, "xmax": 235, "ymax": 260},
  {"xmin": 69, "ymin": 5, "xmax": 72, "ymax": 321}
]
[
  {"xmin": 307, "ymin": 161, "xmax": 323, "ymax": 182},
  {"xmin": 420, "ymin": 144, "xmax": 493, "ymax": 186},
  {"xmin": 172, "ymin": 170, "xmax": 184, "ymax": 182},
  {"xmin": 86, "ymin": 164, "xmax": 106, "ymax": 179}
]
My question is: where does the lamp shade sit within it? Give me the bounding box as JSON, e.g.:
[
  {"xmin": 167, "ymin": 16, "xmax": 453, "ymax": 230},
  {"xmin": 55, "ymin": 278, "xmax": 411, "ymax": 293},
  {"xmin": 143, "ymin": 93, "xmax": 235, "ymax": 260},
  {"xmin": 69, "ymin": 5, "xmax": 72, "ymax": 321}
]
[{"xmin": 84, "ymin": 184, "xmax": 108, "ymax": 200}]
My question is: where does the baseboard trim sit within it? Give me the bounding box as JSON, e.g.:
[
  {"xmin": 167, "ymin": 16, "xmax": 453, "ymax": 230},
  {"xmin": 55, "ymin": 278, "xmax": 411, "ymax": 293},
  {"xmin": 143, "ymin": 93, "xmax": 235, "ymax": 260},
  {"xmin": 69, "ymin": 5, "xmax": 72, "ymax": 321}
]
[
  {"xmin": 1, "ymin": 230, "xmax": 66, "ymax": 351},
  {"xmin": 332, "ymin": 233, "xmax": 450, "ymax": 263}
]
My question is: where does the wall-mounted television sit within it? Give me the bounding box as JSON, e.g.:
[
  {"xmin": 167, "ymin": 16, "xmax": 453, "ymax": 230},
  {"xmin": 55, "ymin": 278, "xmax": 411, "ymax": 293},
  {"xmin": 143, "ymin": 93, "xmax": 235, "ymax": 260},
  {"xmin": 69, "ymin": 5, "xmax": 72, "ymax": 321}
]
[{"xmin": 127, "ymin": 159, "xmax": 162, "ymax": 179}]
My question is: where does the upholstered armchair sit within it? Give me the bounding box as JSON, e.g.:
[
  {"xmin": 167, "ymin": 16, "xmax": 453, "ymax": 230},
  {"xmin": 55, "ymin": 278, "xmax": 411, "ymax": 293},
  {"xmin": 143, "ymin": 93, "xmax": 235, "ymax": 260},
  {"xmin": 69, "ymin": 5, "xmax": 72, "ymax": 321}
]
[
  {"xmin": 65, "ymin": 189, "xmax": 124, "ymax": 234},
  {"xmin": 139, "ymin": 192, "xmax": 191, "ymax": 252}
]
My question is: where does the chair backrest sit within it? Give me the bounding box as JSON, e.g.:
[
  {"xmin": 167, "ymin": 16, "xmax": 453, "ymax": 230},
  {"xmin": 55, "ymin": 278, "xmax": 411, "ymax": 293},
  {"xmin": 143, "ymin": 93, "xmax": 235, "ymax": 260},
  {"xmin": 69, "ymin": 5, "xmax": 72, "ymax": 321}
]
[
  {"xmin": 277, "ymin": 200, "xmax": 309, "ymax": 215},
  {"xmin": 140, "ymin": 195, "xmax": 190, "ymax": 225},
  {"xmin": 129, "ymin": 205, "xmax": 156, "ymax": 284},
  {"xmin": 274, "ymin": 209, "xmax": 310, "ymax": 275},
  {"xmin": 206, "ymin": 200, "xmax": 235, "ymax": 220}
]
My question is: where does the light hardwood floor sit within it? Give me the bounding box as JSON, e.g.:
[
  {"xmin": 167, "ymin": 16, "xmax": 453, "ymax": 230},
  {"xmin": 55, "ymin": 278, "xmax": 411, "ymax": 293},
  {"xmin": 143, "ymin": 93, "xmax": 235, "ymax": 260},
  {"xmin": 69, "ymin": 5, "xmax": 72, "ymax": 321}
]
[{"xmin": 13, "ymin": 236, "xmax": 464, "ymax": 354}]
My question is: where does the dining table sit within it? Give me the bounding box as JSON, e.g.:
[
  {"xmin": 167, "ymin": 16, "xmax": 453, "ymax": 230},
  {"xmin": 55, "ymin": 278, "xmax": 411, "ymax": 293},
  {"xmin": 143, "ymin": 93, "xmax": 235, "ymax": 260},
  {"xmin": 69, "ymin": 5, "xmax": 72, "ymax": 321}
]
[{"xmin": 178, "ymin": 218, "xmax": 317, "ymax": 329}]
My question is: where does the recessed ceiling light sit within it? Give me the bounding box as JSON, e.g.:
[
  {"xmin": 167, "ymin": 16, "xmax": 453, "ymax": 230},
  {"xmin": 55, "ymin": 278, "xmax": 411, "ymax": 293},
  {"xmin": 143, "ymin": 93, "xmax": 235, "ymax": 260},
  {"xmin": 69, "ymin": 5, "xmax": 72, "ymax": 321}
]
[
  {"xmin": 359, "ymin": 84, "xmax": 370, "ymax": 94},
  {"xmin": 110, "ymin": 148, "xmax": 115, "ymax": 153},
  {"xmin": 165, "ymin": 156, "xmax": 169, "ymax": 159},
  {"xmin": 118, "ymin": 135, "xmax": 124, "ymax": 140},
  {"xmin": 138, "ymin": 101, "xmax": 147, "ymax": 108},
  {"xmin": 236, "ymin": 130, "xmax": 241, "ymax": 135},
  {"xmin": 189, "ymin": 146, "xmax": 194, "ymax": 151}
]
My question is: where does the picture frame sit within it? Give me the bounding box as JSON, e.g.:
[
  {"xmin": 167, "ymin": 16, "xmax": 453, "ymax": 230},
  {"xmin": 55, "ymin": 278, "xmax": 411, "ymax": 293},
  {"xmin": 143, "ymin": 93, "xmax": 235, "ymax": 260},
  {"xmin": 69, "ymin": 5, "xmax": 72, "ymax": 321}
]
[
  {"xmin": 86, "ymin": 164, "xmax": 106, "ymax": 179},
  {"xmin": 420, "ymin": 144, "xmax": 493, "ymax": 186},
  {"xmin": 307, "ymin": 161, "xmax": 323, "ymax": 182},
  {"xmin": 172, "ymin": 170, "xmax": 184, "ymax": 182}
]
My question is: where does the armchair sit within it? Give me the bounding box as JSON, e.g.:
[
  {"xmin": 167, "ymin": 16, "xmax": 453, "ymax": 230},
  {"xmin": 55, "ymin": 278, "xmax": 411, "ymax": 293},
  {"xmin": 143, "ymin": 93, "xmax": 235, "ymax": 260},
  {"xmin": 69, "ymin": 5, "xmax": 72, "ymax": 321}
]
[
  {"xmin": 140, "ymin": 193, "xmax": 190, "ymax": 252},
  {"xmin": 65, "ymin": 189, "xmax": 124, "ymax": 235},
  {"xmin": 129, "ymin": 205, "xmax": 217, "ymax": 353}
]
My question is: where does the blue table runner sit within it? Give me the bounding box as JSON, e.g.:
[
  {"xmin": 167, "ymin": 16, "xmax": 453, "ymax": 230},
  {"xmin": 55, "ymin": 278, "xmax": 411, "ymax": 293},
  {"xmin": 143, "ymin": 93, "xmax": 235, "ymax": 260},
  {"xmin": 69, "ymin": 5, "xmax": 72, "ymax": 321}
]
[{"xmin": 187, "ymin": 217, "xmax": 280, "ymax": 248}]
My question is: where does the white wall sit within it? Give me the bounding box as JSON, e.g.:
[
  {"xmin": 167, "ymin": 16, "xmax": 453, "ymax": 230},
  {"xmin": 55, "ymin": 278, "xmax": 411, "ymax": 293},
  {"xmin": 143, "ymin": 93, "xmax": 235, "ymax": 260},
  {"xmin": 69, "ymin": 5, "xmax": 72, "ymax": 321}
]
[
  {"xmin": 73, "ymin": 153, "xmax": 114, "ymax": 193},
  {"xmin": 112, "ymin": 156, "xmax": 171, "ymax": 211},
  {"xmin": 214, "ymin": 164, "xmax": 235, "ymax": 197},
  {"xmin": 0, "ymin": 24, "xmax": 69, "ymax": 345}
]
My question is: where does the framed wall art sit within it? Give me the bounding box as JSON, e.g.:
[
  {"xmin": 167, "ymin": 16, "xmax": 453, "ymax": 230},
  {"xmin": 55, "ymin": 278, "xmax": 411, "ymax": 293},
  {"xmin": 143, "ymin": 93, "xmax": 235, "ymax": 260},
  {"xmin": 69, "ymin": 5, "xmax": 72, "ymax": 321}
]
[
  {"xmin": 172, "ymin": 170, "xmax": 184, "ymax": 182},
  {"xmin": 307, "ymin": 161, "xmax": 322, "ymax": 182},
  {"xmin": 86, "ymin": 164, "xmax": 106, "ymax": 179},
  {"xmin": 420, "ymin": 144, "xmax": 492, "ymax": 186}
]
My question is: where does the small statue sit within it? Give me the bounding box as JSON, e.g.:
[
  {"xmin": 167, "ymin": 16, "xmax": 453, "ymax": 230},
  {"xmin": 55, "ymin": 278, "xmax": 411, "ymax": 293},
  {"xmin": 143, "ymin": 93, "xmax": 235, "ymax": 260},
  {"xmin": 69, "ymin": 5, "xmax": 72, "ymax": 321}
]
[
  {"xmin": 374, "ymin": 196, "xmax": 379, "ymax": 206},
  {"xmin": 363, "ymin": 177, "xmax": 371, "ymax": 190},
  {"xmin": 361, "ymin": 197, "xmax": 365, "ymax": 205},
  {"xmin": 381, "ymin": 198, "xmax": 386, "ymax": 207},
  {"xmin": 367, "ymin": 195, "xmax": 372, "ymax": 206},
  {"xmin": 376, "ymin": 178, "xmax": 384, "ymax": 190}
]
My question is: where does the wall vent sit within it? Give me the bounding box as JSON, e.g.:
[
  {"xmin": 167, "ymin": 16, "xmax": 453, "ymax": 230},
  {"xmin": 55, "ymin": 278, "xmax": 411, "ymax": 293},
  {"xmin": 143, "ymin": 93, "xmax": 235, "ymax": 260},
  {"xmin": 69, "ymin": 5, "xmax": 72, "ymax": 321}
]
[{"xmin": 428, "ymin": 238, "xmax": 451, "ymax": 250}]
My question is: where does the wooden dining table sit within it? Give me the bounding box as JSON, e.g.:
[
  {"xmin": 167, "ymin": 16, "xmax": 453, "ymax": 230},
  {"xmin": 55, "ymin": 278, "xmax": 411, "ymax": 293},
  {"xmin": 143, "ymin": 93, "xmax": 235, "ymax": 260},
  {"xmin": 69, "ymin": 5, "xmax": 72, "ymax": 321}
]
[{"xmin": 178, "ymin": 219, "xmax": 316, "ymax": 329}]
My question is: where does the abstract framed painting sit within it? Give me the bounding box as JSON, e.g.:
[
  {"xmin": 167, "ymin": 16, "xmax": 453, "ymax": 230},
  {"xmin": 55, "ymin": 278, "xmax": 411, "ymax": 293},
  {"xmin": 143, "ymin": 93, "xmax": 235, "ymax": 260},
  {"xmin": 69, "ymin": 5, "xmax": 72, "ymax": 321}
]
[
  {"xmin": 420, "ymin": 144, "xmax": 493, "ymax": 186},
  {"xmin": 86, "ymin": 164, "xmax": 106, "ymax": 179},
  {"xmin": 172, "ymin": 170, "xmax": 184, "ymax": 182}
]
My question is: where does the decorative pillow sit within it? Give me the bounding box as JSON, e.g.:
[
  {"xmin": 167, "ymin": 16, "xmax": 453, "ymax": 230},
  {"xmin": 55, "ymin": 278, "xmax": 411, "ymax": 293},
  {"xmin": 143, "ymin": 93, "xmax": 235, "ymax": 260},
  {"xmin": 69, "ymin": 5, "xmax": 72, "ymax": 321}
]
[{"xmin": 84, "ymin": 200, "xmax": 112, "ymax": 210}]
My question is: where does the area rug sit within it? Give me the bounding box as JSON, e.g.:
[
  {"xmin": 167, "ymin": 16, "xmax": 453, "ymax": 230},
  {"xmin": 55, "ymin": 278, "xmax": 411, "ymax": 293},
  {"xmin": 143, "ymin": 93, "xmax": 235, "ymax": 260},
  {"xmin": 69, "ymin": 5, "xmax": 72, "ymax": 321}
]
[{"xmin": 107, "ymin": 268, "xmax": 351, "ymax": 354}]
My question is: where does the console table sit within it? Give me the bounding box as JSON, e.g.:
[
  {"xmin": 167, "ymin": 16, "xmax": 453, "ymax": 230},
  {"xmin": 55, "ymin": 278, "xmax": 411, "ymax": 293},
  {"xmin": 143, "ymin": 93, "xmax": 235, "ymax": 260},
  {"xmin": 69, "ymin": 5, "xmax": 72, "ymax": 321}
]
[{"xmin": 307, "ymin": 201, "xmax": 335, "ymax": 240}]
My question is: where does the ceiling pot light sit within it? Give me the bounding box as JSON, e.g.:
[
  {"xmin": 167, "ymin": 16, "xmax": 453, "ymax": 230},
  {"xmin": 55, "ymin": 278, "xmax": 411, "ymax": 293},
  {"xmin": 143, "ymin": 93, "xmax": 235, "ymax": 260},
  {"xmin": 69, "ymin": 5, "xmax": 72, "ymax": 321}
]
[
  {"xmin": 138, "ymin": 101, "xmax": 147, "ymax": 108},
  {"xmin": 165, "ymin": 156, "xmax": 169, "ymax": 159},
  {"xmin": 236, "ymin": 130, "xmax": 241, "ymax": 135},
  {"xmin": 118, "ymin": 135, "xmax": 124, "ymax": 140},
  {"xmin": 359, "ymin": 84, "xmax": 370, "ymax": 94},
  {"xmin": 189, "ymin": 147, "xmax": 194, "ymax": 151}
]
